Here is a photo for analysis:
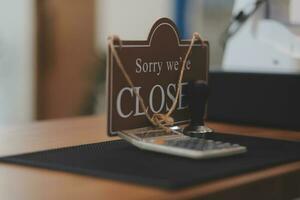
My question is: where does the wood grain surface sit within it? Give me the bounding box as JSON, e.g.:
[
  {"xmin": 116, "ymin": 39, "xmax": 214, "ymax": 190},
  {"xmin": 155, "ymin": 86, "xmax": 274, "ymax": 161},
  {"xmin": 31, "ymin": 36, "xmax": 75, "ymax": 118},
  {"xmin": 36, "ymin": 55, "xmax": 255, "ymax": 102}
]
[{"xmin": 0, "ymin": 116, "xmax": 299, "ymax": 200}]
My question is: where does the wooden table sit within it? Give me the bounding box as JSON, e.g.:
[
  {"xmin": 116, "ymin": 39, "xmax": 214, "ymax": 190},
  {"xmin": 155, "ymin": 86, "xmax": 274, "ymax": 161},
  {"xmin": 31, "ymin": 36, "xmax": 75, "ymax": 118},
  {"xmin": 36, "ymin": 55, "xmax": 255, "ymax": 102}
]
[{"xmin": 0, "ymin": 116, "xmax": 299, "ymax": 200}]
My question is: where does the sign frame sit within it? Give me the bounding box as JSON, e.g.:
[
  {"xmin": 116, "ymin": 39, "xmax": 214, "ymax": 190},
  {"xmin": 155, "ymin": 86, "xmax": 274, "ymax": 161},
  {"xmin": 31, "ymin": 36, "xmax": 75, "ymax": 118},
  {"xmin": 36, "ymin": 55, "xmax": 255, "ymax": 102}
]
[{"xmin": 107, "ymin": 18, "xmax": 209, "ymax": 136}]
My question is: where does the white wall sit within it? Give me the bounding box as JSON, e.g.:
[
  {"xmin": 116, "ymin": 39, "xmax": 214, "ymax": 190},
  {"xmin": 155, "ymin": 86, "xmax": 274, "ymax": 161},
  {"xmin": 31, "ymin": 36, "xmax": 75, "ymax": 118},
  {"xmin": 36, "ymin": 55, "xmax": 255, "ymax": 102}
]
[
  {"xmin": 0, "ymin": 0, "xmax": 35, "ymax": 124},
  {"xmin": 290, "ymin": 0, "xmax": 300, "ymax": 25},
  {"xmin": 96, "ymin": 0, "xmax": 173, "ymax": 51}
]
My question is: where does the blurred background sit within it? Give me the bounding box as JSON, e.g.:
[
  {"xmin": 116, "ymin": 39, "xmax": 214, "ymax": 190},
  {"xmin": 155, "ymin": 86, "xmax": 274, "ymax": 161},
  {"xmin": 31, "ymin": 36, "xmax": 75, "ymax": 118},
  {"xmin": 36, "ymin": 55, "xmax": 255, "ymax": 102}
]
[{"xmin": 0, "ymin": 0, "xmax": 299, "ymax": 125}]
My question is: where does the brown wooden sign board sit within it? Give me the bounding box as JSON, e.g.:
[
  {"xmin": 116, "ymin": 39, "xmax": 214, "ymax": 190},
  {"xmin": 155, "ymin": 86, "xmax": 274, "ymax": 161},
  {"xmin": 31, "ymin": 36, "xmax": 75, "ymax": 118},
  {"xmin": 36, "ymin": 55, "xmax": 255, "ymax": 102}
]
[{"xmin": 107, "ymin": 18, "xmax": 209, "ymax": 136}]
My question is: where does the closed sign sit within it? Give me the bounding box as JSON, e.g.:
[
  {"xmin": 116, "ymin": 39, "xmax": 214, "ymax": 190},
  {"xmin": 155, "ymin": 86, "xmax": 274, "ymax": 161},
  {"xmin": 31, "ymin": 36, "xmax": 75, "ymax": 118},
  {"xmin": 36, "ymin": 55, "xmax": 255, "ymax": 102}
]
[{"xmin": 107, "ymin": 18, "xmax": 209, "ymax": 136}]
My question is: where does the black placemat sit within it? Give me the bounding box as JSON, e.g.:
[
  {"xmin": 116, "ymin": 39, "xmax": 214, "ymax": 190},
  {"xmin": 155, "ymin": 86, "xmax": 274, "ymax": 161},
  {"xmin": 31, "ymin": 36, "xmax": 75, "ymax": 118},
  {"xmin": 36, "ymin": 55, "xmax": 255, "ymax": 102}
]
[{"xmin": 1, "ymin": 133, "xmax": 299, "ymax": 189}]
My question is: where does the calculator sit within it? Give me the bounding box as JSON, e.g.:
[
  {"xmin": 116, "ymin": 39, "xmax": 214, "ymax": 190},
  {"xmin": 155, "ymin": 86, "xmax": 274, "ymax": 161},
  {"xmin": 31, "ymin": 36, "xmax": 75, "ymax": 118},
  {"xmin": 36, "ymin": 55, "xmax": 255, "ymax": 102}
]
[{"xmin": 118, "ymin": 127, "xmax": 247, "ymax": 159}]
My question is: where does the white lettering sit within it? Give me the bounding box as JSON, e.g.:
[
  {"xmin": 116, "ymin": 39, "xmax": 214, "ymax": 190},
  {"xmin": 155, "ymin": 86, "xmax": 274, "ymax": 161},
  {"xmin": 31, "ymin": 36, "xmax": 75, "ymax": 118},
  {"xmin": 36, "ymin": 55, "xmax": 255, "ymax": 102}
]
[
  {"xmin": 166, "ymin": 61, "xmax": 174, "ymax": 71},
  {"xmin": 178, "ymin": 82, "xmax": 188, "ymax": 110},
  {"xmin": 135, "ymin": 58, "xmax": 142, "ymax": 73},
  {"xmin": 135, "ymin": 58, "xmax": 163, "ymax": 76},
  {"xmin": 157, "ymin": 62, "xmax": 163, "ymax": 76},
  {"xmin": 142, "ymin": 62, "xmax": 148, "ymax": 72},
  {"xmin": 116, "ymin": 87, "xmax": 133, "ymax": 118},
  {"xmin": 166, "ymin": 83, "xmax": 176, "ymax": 111},
  {"xmin": 174, "ymin": 61, "xmax": 179, "ymax": 70},
  {"xmin": 149, "ymin": 85, "xmax": 165, "ymax": 113},
  {"xmin": 117, "ymin": 83, "xmax": 189, "ymax": 118},
  {"xmin": 186, "ymin": 59, "xmax": 191, "ymax": 70},
  {"xmin": 133, "ymin": 87, "xmax": 146, "ymax": 116}
]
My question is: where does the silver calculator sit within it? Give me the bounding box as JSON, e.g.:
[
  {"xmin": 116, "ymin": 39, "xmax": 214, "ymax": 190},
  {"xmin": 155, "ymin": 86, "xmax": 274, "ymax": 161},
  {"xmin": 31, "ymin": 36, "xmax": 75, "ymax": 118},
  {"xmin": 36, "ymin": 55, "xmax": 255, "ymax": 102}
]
[{"xmin": 118, "ymin": 127, "xmax": 247, "ymax": 159}]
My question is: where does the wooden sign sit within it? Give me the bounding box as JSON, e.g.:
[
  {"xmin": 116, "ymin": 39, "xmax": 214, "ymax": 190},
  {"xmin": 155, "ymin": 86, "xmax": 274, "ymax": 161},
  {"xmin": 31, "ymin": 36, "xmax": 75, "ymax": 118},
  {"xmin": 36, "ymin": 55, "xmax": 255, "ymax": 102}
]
[{"xmin": 107, "ymin": 18, "xmax": 209, "ymax": 136}]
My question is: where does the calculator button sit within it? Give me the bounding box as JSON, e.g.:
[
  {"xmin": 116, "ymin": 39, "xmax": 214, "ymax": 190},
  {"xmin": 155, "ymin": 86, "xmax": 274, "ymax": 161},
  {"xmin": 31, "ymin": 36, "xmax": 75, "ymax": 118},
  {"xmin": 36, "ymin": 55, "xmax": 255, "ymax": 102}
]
[
  {"xmin": 222, "ymin": 143, "xmax": 232, "ymax": 148},
  {"xmin": 163, "ymin": 138, "xmax": 242, "ymax": 152},
  {"xmin": 194, "ymin": 144, "xmax": 205, "ymax": 150}
]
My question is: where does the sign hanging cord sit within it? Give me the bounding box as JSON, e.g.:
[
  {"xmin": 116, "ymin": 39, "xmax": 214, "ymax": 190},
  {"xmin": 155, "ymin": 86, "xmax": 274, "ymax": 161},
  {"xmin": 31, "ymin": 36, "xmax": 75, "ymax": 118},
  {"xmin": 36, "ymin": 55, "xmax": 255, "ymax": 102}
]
[{"xmin": 108, "ymin": 33, "xmax": 205, "ymax": 133}]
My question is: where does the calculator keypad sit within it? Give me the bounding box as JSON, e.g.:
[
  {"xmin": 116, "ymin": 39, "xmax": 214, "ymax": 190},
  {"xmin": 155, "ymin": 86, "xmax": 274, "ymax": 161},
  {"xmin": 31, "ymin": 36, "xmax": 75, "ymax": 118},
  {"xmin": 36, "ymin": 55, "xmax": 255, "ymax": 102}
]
[
  {"xmin": 164, "ymin": 138, "xmax": 240, "ymax": 151},
  {"xmin": 134, "ymin": 130, "xmax": 177, "ymax": 139},
  {"xmin": 119, "ymin": 131, "xmax": 247, "ymax": 159}
]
